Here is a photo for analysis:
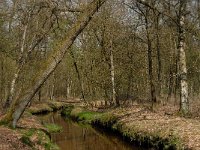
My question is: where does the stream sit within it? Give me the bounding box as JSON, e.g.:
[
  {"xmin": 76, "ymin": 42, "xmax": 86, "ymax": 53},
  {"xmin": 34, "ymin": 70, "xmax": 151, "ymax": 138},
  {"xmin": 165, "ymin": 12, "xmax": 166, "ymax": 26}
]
[{"xmin": 38, "ymin": 112, "xmax": 144, "ymax": 150}]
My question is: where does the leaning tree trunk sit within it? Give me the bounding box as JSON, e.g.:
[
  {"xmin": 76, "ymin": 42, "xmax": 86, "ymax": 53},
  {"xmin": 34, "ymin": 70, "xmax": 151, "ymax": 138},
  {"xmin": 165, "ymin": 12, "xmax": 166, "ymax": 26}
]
[
  {"xmin": 178, "ymin": 0, "xmax": 189, "ymax": 115},
  {"xmin": 3, "ymin": 0, "xmax": 107, "ymax": 128}
]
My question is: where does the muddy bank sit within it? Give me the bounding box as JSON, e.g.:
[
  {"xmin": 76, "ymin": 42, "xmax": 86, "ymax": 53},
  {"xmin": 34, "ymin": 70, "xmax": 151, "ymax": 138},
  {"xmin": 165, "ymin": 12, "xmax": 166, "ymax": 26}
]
[{"xmin": 61, "ymin": 105, "xmax": 200, "ymax": 150}]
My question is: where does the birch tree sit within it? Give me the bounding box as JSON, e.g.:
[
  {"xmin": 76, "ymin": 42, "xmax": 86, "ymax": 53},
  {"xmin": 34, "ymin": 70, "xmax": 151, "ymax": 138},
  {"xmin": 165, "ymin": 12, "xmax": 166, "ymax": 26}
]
[{"xmin": 178, "ymin": 0, "xmax": 189, "ymax": 115}]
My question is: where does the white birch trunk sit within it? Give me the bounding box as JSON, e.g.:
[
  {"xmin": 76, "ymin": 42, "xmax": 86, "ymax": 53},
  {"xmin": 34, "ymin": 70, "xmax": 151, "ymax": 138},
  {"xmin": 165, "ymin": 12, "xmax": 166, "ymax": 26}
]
[
  {"xmin": 179, "ymin": 0, "xmax": 189, "ymax": 115},
  {"xmin": 110, "ymin": 40, "xmax": 118, "ymax": 106},
  {"xmin": 5, "ymin": 22, "xmax": 28, "ymax": 108}
]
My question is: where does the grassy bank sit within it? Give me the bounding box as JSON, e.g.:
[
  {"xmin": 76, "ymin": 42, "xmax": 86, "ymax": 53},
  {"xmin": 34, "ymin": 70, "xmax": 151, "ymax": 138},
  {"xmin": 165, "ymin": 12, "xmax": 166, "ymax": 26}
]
[
  {"xmin": 61, "ymin": 106, "xmax": 199, "ymax": 150},
  {"xmin": 19, "ymin": 127, "xmax": 60, "ymax": 150}
]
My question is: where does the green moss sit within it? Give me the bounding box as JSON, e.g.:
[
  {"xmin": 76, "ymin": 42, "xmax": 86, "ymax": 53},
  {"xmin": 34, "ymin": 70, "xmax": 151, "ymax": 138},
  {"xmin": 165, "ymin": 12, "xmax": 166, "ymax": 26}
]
[
  {"xmin": 44, "ymin": 123, "xmax": 62, "ymax": 133},
  {"xmin": 61, "ymin": 107, "xmax": 102, "ymax": 123},
  {"xmin": 77, "ymin": 111, "xmax": 101, "ymax": 123}
]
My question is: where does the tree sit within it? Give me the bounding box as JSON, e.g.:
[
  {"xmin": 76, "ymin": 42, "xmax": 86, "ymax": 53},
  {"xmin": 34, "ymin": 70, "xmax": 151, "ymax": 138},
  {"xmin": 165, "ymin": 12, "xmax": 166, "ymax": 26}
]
[
  {"xmin": 2, "ymin": 0, "xmax": 107, "ymax": 128},
  {"xmin": 178, "ymin": 0, "xmax": 189, "ymax": 115}
]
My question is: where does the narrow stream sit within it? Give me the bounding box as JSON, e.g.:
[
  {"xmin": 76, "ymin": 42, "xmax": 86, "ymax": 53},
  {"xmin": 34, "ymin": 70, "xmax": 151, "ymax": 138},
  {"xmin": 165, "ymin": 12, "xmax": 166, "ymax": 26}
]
[{"xmin": 38, "ymin": 112, "xmax": 144, "ymax": 150}]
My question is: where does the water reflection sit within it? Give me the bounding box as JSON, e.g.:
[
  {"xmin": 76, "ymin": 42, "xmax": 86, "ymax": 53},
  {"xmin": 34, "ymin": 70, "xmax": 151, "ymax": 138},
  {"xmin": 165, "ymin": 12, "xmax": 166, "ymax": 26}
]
[{"xmin": 39, "ymin": 113, "xmax": 142, "ymax": 150}]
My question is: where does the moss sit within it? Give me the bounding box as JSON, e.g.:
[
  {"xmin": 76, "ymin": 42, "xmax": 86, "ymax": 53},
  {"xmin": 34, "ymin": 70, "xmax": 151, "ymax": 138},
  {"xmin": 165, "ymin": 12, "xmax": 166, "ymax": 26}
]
[
  {"xmin": 77, "ymin": 111, "xmax": 101, "ymax": 123},
  {"xmin": 62, "ymin": 106, "xmax": 102, "ymax": 124},
  {"xmin": 44, "ymin": 123, "xmax": 62, "ymax": 133}
]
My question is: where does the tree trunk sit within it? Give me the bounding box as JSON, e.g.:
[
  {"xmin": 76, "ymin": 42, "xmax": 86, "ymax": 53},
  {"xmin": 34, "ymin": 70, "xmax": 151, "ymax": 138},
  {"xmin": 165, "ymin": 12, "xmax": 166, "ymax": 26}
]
[
  {"xmin": 155, "ymin": 14, "xmax": 162, "ymax": 96},
  {"xmin": 3, "ymin": 0, "xmax": 107, "ymax": 128},
  {"xmin": 4, "ymin": 22, "xmax": 29, "ymax": 109},
  {"xmin": 38, "ymin": 90, "xmax": 41, "ymax": 101},
  {"xmin": 145, "ymin": 13, "xmax": 157, "ymax": 109},
  {"xmin": 70, "ymin": 50, "xmax": 85, "ymax": 101},
  {"xmin": 110, "ymin": 39, "xmax": 118, "ymax": 106},
  {"xmin": 178, "ymin": 0, "xmax": 189, "ymax": 115},
  {"xmin": 0, "ymin": 55, "xmax": 4, "ymax": 107},
  {"xmin": 49, "ymin": 72, "xmax": 55, "ymax": 100},
  {"xmin": 66, "ymin": 77, "xmax": 71, "ymax": 99}
]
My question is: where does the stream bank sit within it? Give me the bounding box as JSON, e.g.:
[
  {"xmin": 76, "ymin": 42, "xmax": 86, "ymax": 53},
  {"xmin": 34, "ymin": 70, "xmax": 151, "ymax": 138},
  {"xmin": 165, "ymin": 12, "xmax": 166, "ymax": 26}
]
[
  {"xmin": 0, "ymin": 101, "xmax": 69, "ymax": 150},
  {"xmin": 61, "ymin": 105, "xmax": 200, "ymax": 150},
  {"xmin": 1, "ymin": 100, "xmax": 200, "ymax": 150},
  {"xmin": 38, "ymin": 112, "xmax": 142, "ymax": 150}
]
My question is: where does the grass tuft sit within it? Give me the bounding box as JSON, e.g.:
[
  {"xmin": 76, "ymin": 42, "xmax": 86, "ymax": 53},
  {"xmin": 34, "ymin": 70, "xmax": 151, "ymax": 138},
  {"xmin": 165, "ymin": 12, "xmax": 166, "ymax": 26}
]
[{"xmin": 44, "ymin": 123, "xmax": 62, "ymax": 133}]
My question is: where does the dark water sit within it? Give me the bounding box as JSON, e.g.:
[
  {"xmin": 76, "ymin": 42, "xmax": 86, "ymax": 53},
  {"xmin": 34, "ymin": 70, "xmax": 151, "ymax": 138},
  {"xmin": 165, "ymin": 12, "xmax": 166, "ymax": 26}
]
[{"xmin": 38, "ymin": 112, "xmax": 143, "ymax": 150}]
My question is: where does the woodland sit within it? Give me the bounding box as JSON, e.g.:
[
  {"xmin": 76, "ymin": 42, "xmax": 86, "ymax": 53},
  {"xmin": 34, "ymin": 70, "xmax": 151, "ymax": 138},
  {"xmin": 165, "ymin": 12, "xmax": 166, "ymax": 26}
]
[{"xmin": 0, "ymin": 0, "xmax": 200, "ymax": 149}]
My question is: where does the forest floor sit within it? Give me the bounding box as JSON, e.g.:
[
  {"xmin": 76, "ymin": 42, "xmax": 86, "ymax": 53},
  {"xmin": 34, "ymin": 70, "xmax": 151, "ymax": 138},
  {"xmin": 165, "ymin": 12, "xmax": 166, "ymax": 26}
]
[
  {"xmin": 103, "ymin": 104, "xmax": 200, "ymax": 149},
  {"xmin": 0, "ymin": 111, "xmax": 49, "ymax": 150}
]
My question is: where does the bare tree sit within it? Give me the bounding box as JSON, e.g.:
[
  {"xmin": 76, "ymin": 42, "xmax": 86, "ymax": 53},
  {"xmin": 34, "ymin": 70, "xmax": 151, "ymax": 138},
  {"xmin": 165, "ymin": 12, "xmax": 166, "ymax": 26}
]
[{"xmin": 2, "ymin": 0, "xmax": 107, "ymax": 128}]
